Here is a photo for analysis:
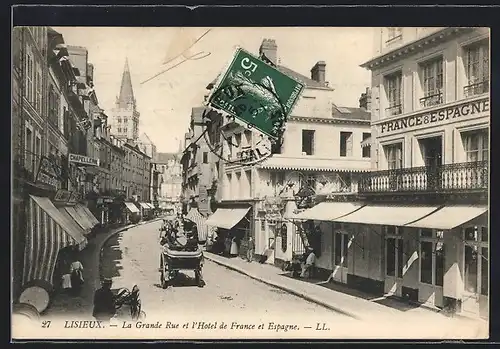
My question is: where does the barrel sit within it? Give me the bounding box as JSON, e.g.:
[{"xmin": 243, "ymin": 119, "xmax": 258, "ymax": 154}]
[{"xmin": 19, "ymin": 286, "xmax": 50, "ymax": 313}]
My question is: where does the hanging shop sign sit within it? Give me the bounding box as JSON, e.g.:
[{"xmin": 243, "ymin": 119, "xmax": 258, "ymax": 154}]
[
  {"xmin": 36, "ymin": 156, "xmax": 61, "ymax": 189},
  {"xmin": 294, "ymin": 185, "xmax": 316, "ymax": 210},
  {"xmin": 208, "ymin": 48, "xmax": 305, "ymax": 140},
  {"xmin": 68, "ymin": 191, "xmax": 81, "ymax": 204},
  {"xmin": 379, "ymin": 97, "xmax": 489, "ymax": 134},
  {"xmin": 68, "ymin": 153, "xmax": 100, "ymax": 167},
  {"xmin": 53, "ymin": 189, "xmax": 72, "ymax": 203},
  {"xmin": 263, "ymin": 196, "xmax": 286, "ymax": 221}
]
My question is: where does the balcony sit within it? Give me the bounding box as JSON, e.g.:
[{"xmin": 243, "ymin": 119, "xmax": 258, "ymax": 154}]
[
  {"xmin": 419, "ymin": 92, "xmax": 443, "ymax": 108},
  {"xmin": 386, "ymin": 104, "xmax": 402, "ymax": 117},
  {"xmin": 359, "ymin": 161, "xmax": 488, "ymax": 194},
  {"xmin": 464, "ymin": 80, "xmax": 489, "ymax": 98}
]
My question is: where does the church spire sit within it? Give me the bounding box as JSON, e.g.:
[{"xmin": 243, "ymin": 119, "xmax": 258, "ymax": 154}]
[{"xmin": 117, "ymin": 57, "xmax": 135, "ymax": 108}]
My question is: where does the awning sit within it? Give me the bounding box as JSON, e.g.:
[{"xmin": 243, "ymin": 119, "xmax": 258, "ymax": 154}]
[
  {"xmin": 361, "ymin": 136, "xmax": 372, "ymax": 148},
  {"xmin": 286, "ymin": 202, "xmax": 364, "ymax": 221},
  {"xmin": 185, "ymin": 208, "xmax": 211, "ymax": 241},
  {"xmin": 139, "ymin": 202, "xmax": 150, "ymax": 209},
  {"xmin": 23, "ymin": 196, "xmax": 87, "ymax": 288},
  {"xmin": 334, "ymin": 204, "xmax": 441, "ymax": 226},
  {"xmin": 64, "ymin": 205, "xmax": 94, "ymax": 232},
  {"xmin": 79, "ymin": 205, "xmax": 100, "ymax": 226},
  {"xmin": 146, "ymin": 203, "xmax": 155, "ymax": 209},
  {"xmin": 58, "ymin": 207, "xmax": 90, "ymax": 237},
  {"xmin": 205, "ymin": 207, "xmax": 251, "ymax": 230},
  {"xmin": 405, "ymin": 205, "xmax": 488, "ymax": 230},
  {"xmin": 124, "ymin": 202, "xmax": 140, "ymax": 214}
]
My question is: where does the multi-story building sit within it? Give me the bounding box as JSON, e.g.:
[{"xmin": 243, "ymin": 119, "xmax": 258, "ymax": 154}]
[
  {"xmin": 157, "ymin": 150, "xmax": 183, "ymax": 209},
  {"xmin": 206, "ymin": 39, "xmax": 372, "ymax": 262},
  {"xmin": 292, "ymin": 27, "xmax": 489, "ymax": 320},
  {"xmin": 122, "ymin": 141, "xmax": 151, "ymax": 203},
  {"xmin": 110, "ymin": 59, "xmax": 140, "ymax": 140}
]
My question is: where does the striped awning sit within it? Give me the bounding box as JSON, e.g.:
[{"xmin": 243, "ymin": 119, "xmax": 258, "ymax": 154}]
[
  {"xmin": 63, "ymin": 206, "xmax": 93, "ymax": 233},
  {"xmin": 124, "ymin": 202, "xmax": 140, "ymax": 213},
  {"xmin": 361, "ymin": 136, "xmax": 372, "ymax": 148},
  {"xmin": 185, "ymin": 208, "xmax": 213, "ymax": 241},
  {"xmin": 79, "ymin": 205, "xmax": 99, "ymax": 226},
  {"xmin": 139, "ymin": 202, "xmax": 150, "ymax": 209},
  {"xmin": 58, "ymin": 207, "xmax": 90, "ymax": 237},
  {"xmin": 146, "ymin": 203, "xmax": 155, "ymax": 209},
  {"xmin": 259, "ymin": 156, "xmax": 371, "ymax": 172},
  {"xmin": 23, "ymin": 196, "xmax": 87, "ymax": 288}
]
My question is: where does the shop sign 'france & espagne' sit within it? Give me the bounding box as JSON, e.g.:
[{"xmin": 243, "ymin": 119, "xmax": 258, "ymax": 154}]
[
  {"xmin": 208, "ymin": 48, "xmax": 305, "ymax": 141},
  {"xmin": 379, "ymin": 97, "xmax": 489, "ymax": 134},
  {"xmin": 36, "ymin": 156, "xmax": 61, "ymax": 188}
]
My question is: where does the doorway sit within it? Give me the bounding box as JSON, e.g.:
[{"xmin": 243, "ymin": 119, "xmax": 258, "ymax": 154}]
[
  {"xmin": 266, "ymin": 223, "xmax": 277, "ymax": 265},
  {"xmin": 332, "ymin": 231, "xmax": 350, "ymax": 284},
  {"xmin": 419, "ymin": 136, "xmax": 443, "ymax": 190}
]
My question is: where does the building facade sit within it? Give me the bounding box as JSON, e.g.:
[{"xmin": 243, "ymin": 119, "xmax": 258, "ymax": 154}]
[
  {"xmin": 290, "ymin": 27, "xmax": 489, "ymax": 320},
  {"xmin": 122, "ymin": 142, "xmax": 151, "ymax": 202},
  {"xmin": 158, "ymin": 151, "xmax": 183, "ymax": 209},
  {"xmin": 110, "ymin": 59, "xmax": 140, "ymax": 140}
]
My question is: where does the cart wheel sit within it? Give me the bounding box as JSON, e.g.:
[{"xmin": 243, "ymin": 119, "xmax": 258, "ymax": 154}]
[{"xmin": 195, "ymin": 268, "xmax": 205, "ymax": 288}]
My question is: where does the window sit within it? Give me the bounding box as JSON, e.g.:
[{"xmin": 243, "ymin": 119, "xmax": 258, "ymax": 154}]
[
  {"xmin": 270, "ymin": 171, "xmax": 285, "ymax": 187},
  {"xmin": 35, "ymin": 64, "xmax": 42, "ymax": 112},
  {"xmin": 385, "ymin": 143, "xmax": 403, "ymax": 170},
  {"xmin": 464, "ymin": 226, "xmax": 488, "ymax": 296},
  {"xmin": 227, "ymin": 136, "xmax": 233, "ymax": 157},
  {"xmin": 35, "ymin": 135, "xmax": 41, "ymax": 174},
  {"xmin": 464, "ymin": 41, "xmax": 489, "ymax": 97},
  {"xmin": 124, "ymin": 117, "xmax": 128, "ymax": 123},
  {"xmin": 387, "ymin": 27, "xmax": 402, "ymax": 42},
  {"xmin": 48, "ymin": 86, "xmax": 60, "ymax": 127},
  {"xmin": 362, "ymin": 133, "xmax": 371, "ymax": 158},
  {"xmin": 385, "ymin": 71, "xmax": 403, "ymax": 116},
  {"xmin": 25, "ymin": 126, "xmax": 33, "ymax": 171},
  {"xmin": 118, "ymin": 128, "xmax": 122, "ymax": 132},
  {"xmin": 302, "ymin": 130, "xmax": 315, "ymax": 155},
  {"xmin": 385, "ymin": 226, "xmax": 404, "ymax": 278},
  {"xmin": 419, "ymin": 229, "xmax": 444, "ymax": 287},
  {"xmin": 420, "ymin": 57, "xmax": 444, "ymax": 107},
  {"xmin": 235, "ymin": 133, "xmax": 242, "ymax": 148},
  {"xmin": 340, "ymin": 132, "xmax": 353, "ymax": 157},
  {"xmin": 462, "ymin": 129, "xmax": 489, "ymax": 162},
  {"xmin": 124, "ymin": 128, "xmax": 128, "ymax": 133},
  {"xmin": 117, "ymin": 118, "xmax": 121, "ymax": 123},
  {"xmin": 203, "ymin": 152, "xmax": 208, "ymax": 164},
  {"xmin": 25, "ymin": 50, "xmax": 34, "ymax": 104}
]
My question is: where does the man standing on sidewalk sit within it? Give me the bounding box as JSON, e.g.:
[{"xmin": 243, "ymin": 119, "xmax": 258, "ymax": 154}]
[{"xmin": 247, "ymin": 236, "xmax": 254, "ymax": 263}]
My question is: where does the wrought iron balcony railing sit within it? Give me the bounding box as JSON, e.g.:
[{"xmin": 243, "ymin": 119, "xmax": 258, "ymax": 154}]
[
  {"xmin": 464, "ymin": 80, "xmax": 489, "ymax": 98},
  {"xmin": 419, "ymin": 92, "xmax": 443, "ymax": 108},
  {"xmin": 386, "ymin": 104, "xmax": 403, "ymax": 117},
  {"xmin": 359, "ymin": 160, "xmax": 488, "ymax": 194}
]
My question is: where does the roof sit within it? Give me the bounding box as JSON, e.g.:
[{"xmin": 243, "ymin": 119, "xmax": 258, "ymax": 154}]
[
  {"xmin": 332, "ymin": 105, "xmax": 371, "ymax": 121},
  {"xmin": 117, "ymin": 58, "xmax": 135, "ymax": 108},
  {"xmin": 139, "ymin": 132, "xmax": 154, "ymax": 145},
  {"xmin": 277, "ymin": 65, "xmax": 332, "ymax": 90}
]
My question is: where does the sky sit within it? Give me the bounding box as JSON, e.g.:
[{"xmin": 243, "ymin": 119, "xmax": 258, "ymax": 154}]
[{"xmin": 53, "ymin": 27, "xmax": 375, "ymax": 153}]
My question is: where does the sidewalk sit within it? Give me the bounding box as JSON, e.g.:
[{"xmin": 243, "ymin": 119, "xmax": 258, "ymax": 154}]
[
  {"xmin": 204, "ymin": 252, "xmax": 488, "ymax": 337},
  {"xmin": 44, "ymin": 218, "xmax": 162, "ymax": 319}
]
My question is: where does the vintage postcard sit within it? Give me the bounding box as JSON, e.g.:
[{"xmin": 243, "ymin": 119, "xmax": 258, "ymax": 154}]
[{"xmin": 11, "ymin": 26, "xmax": 490, "ymax": 340}]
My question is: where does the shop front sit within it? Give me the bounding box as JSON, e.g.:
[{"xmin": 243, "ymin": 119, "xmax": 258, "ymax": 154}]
[
  {"xmin": 205, "ymin": 201, "xmax": 253, "ymax": 258},
  {"xmin": 124, "ymin": 201, "xmax": 140, "ymax": 224}
]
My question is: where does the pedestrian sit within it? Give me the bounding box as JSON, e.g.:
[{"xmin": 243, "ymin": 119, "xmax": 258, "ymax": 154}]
[
  {"xmin": 230, "ymin": 236, "xmax": 238, "ymax": 257},
  {"xmin": 247, "ymin": 236, "xmax": 254, "ymax": 263},
  {"xmin": 70, "ymin": 258, "xmax": 84, "ymax": 295},
  {"xmin": 300, "ymin": 248, "xmax": 316, "ymax": 278},
  {"xmin": 92, "ymin": 278, "xmax": 116, "ymax": 322}
]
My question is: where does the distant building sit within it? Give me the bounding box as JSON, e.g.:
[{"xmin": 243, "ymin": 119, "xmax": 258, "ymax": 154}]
[
  {"xmin": 110, "ymin": 58, "xmax": 140, "ymax": 141},
  {"xmin": 156, "ymin": 149, "xmax": 183, "ymax": 208},
  {"xmin": 136, "ymin": 132, "xmax": 157, "ymax": 161},
  {"xmin": 122, "ymin": 141, "xmax": 151, "ymax": 202}
]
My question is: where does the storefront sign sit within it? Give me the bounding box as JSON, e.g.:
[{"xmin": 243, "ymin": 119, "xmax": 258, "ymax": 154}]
[
  {"xmin": 69, "ymin": 153, "xmax": 99, "ymax": 166},
  {"xmin": 208, "ymin": 48, "xmax": 304, "ymax": 140},
  {"xmin": 53, "ymin": 189, "xmax": 72, "ymax": 203},
  {"xmin": 232, "ymin": 141, "xmax": 272, "ymax": 165},
  {"xmin": 294, "ymin": 185, "xmax": 316, "ymax": 210},
  {"xmin": 379, "ymin": 98, "xmax": 489, "ymax": 134},
  {"xmin": 68, "ymin": 191, "xmax": 81, "ymax": 204},
  {"xmin": 263, "ymin": 196, "xmax": 286, "ymax": 221},
  {"xmin": 36, "ymin": 156, "xmax": 60, "ymax": 188}
]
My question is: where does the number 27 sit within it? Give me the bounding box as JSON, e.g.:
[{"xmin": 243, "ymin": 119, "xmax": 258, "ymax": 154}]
[{"xmin": 241, "ymin": 58, "xmax": 258, "ymax": 76}]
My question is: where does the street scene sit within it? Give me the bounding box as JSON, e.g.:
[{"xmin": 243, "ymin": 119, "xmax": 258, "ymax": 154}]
[{"xmin": 12, "ymin": 26, "xmax": 489, "ymax": 340}]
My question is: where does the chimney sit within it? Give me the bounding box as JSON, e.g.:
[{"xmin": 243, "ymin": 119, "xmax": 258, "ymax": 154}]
[
  {"xmin": 259, "ymin": 39, "xmax": 278, "ymax": 65},
  {"xmin": 311, "ymin": 61, "xmax": 326, "ymax": 84},
  {"xmin": 359, "ymin": 87, "xmax": 372, "ymax": 111}
]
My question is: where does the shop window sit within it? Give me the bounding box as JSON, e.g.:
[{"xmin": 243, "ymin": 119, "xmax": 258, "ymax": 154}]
[
  {"xmin": 463, "ymin": 40, "xmax": 489, "ymax": 97},
  {"xmin": 385, "ymin": 226, "xmax": 403, "ymax": 278},
  {"xmin": 419, "ymin": 57, "xmax": 444, "ymax": 108},
  {"xmin": 384, "ymin": 71, "xmax": 403, "ymax": 116},
  {"xmin": 419, "ymin": 229, "xmax": 445, "ymax": 287},
  {"xmin": 462, "ymin": 129, "xmax": 489, "ymax": 162},
  {"xmin": 463, "ymin": 225, "xmax": 488, "ymax": 296},
  {"xmin": 302, "ymin": 130, "xmax": 315, "ymax": 156},
  {"xmin": 339, "ymin": 132, "xmax": 353, "ymax": 157},
  {"xmin": 384, "ymin": 143, "xmax": 403, "ymax": 170}
]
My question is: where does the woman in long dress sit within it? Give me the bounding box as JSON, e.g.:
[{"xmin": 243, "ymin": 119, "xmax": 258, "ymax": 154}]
[
  {"xmin": 70, "ymin": 259, "xmax": 84, "ymax": 295},
  {"xmin": 230, "ymin": 237, "xmax": 238, "ymax": 257}
]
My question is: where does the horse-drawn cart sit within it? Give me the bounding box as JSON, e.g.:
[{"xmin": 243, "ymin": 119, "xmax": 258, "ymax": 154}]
[{"xmin": 159, "ymin": 243, "xmax": 204, "ymax": 288}]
